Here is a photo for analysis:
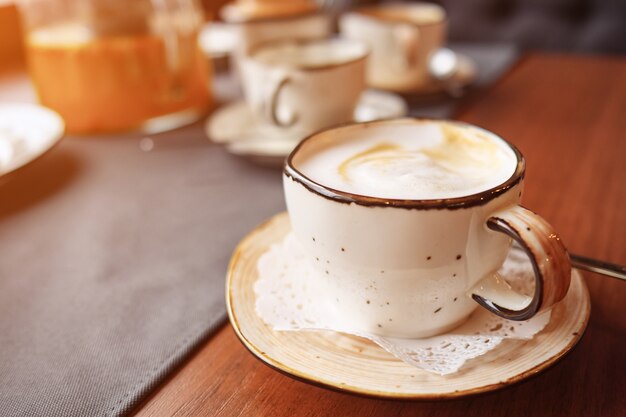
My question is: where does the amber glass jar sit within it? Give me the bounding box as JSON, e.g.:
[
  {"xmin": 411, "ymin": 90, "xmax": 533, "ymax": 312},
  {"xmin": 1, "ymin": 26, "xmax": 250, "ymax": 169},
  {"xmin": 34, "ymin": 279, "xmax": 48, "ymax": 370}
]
[{"xmin": 19, "ymin": 0, "xmax": 211, "ymax": 134}]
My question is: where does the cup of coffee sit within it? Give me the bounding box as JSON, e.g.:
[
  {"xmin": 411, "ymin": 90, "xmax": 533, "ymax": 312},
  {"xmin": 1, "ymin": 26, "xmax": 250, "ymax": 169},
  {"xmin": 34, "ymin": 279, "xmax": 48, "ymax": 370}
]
[
  {"xmin": 220, "ymin": 0, "xmax": 332, "ymax": 60},
  {"xmin": 283, "ymin": 119, "xmax": 571, "ymax": 338},
  {"xmin": 220, "ymin": 3, "xmax": 333, "ymax": 87},
  {"xmin": 339, "ymin": 2, "xmax": 446, "ymax": 92},
  {"xmin": 228, "ymin": 13, "xmax": 332, "ymax": 57},
  {"xmin": 221, "ymin": 0, "xmax": 320, "ymax": 23},
  {"xmin": 240, "ymin": 38, "xmax": 368, "ymax": 139}
]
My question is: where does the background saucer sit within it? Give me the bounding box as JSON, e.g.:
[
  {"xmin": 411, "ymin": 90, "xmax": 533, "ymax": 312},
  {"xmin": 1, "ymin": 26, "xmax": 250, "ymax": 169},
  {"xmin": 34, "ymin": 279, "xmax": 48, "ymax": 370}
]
[
  {"xmin": 206, "ymin": 89, "xmax": 407, "ymax": 145},
  {"xmin": 375, "ymin": 52, "xmax": 477, "ymax": 97},
  {"xmin": 205, "ymin": 89, "xmax": 407, "ymax": 166},
  {"xmin": 227, "ymin": 212, "xmax": 591, "ymax": 399}
]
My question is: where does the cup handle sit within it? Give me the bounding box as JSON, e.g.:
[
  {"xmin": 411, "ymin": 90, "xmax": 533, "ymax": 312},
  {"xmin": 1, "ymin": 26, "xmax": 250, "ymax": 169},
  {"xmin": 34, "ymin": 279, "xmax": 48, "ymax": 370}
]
[
  {"xmin": 470, "ymin": 205, "xmax": 572, "ymax": 321},
  {"xmin": 264, "ymin": 73, "xmax": 298, "ymax": 128},
  {"xmin": 394, "ymin": 23, "xmax": 420, "ymax": 70}
]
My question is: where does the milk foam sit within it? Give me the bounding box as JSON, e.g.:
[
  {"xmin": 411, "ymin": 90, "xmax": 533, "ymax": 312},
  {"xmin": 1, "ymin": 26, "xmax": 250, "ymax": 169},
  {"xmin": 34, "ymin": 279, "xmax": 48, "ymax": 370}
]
[{"xmin": 296, "ymin": 122, "xmax": 517, "ymax": 200}]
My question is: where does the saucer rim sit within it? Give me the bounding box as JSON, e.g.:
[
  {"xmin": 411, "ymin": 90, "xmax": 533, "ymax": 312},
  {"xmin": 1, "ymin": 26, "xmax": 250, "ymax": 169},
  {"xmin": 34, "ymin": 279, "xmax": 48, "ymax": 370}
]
[
  {"xmin": 227, "ymin": 212, "xmax": 591, "ymax": 400},
  {"xmin": 207, "ymin": 90, "xmax": 408, "ymax": 167},
  {"xmin": 371, "ymin": 52, "xmax": 477, "ymax": 96},
  {"xmin": 206, "ymin": 88, "xmax": 408, "ymax": 148}
]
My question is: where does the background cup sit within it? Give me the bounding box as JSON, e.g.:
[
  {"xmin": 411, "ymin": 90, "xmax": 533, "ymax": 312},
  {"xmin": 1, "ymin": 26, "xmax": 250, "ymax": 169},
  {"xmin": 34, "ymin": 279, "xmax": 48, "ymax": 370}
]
[
  {"xmin": 283, "ymin": 119, "xmax": 571, "ymax": 338},
  {"xmin": 339, "ymin": 2, "xmax": 447, "ymax": 92},
  {"xmin": 240, "ymin": 38, "xmax": 368, "ymax": 139},
  {"xmin": 225, "ymin": 12, "xmax": 332, "ymax": 58},
  {"xmin": 220, "ymin": 0, "xmax": 319, "ymax": 23}
]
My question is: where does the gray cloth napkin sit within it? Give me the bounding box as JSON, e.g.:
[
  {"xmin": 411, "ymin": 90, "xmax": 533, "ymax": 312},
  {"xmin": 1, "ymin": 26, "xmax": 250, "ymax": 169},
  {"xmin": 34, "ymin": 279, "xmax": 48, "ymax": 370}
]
[{"xmin": 0, "ymin": 43, "xmax": 517, "ymax": 417}]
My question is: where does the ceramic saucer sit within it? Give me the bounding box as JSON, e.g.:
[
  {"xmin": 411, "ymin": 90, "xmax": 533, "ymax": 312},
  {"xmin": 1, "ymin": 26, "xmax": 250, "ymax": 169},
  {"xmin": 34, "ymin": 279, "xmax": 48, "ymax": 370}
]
[
  {"xmin": 205, "ymin": 89, "xmax": 408, "ymax": 166},
  {"xmin": 0, "ymin": 103, "xmax": 65, "ymax": 179},
  {"xmin": 377, "ymin": 51, "xmax": 477, "ymax": 97},
  {"xmin": 227, "ymin": 212, "xmax": 591, "ymax": 399}
]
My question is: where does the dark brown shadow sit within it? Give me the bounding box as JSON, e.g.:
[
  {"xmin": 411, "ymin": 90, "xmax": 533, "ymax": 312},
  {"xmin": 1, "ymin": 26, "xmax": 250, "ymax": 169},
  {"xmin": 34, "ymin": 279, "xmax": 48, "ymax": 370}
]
[{"xmin": 0, "ymin": 147, "xmax": 83, "ymax": 222}]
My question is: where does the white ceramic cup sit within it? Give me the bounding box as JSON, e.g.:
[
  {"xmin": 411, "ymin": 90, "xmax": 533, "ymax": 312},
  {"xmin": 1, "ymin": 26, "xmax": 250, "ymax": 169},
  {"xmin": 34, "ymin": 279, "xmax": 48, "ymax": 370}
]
[
  {"xmin": 224, "ymin": 12, "xmax": 332, "ymax": 57},
  {"xmin": 339, "ymin": 2, "xmax": 447, "ymax": 92},
  {"xmin": 283, "ymin": 119, "xmax": 572, "ymax": 338},
  {"xmin": 240, "ymin": 38, "xmax": 368, "ymax": 139}
]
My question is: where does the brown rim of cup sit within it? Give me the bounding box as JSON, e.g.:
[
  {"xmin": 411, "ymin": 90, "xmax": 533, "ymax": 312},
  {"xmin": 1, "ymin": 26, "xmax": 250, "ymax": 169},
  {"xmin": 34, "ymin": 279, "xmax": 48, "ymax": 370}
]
[
  {"xmin": 346, "ymin": 2, "xmax": 448, "ymax": 29},
  {"xmin": 283, "ymin": 118, "xmax": 525, "ymax": 211},
  {"xmin": 247, "ymin": 37, "xmax": 370, "ymax": 72}
]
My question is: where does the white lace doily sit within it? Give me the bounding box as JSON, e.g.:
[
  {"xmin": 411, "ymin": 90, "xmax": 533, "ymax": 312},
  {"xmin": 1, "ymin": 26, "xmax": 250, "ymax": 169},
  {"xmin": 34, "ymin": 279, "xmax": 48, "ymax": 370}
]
[{"xmin": 255, "ymin": 233, "xmax": 551, "ymax": 375}]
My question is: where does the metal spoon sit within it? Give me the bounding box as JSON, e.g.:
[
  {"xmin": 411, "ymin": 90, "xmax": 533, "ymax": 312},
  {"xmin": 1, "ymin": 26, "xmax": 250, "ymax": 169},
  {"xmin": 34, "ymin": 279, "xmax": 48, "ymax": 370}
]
[
  {"xmin": 571, "ymin": 254, "xmax": 626, "ymax": 282},
  {"xmin": 428, "ymin": 48, "xmax": 465, "ymax": 98},
  {"xmin": 429, "ymin": 48, "xmax": 458, "ymax": 80}
]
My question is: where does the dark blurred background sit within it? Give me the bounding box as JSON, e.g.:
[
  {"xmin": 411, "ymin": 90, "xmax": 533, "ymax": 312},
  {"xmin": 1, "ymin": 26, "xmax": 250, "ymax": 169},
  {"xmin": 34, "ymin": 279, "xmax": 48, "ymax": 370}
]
[
  {"xmin": 346, "ymin": 0, "xmax": 626, "ymax": 54},
  {"xmin": 201, "ymin": 0, "xmax": 626, "ymax": 54},
  {"xmin": 434, "ymin": 0, "xmax": 626, "ymax": 54},
  {"xmin": 1, "ymin": 0, "xmax": 624, "ymax": 70}
]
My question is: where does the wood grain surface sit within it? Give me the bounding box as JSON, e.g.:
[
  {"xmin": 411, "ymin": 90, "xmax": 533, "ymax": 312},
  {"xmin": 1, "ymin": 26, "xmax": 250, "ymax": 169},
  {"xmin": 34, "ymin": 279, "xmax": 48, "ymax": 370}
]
[{"xmin": 134, "ymin": 54, "xmax": 626, "ymax": 417}]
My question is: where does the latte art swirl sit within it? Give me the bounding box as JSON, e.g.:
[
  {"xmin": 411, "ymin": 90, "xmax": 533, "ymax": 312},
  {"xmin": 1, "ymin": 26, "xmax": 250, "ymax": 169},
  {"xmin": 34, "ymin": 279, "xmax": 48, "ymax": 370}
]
[{"xmin": 297, "ymin": 122, "xmax": 517, "ymax": 200}]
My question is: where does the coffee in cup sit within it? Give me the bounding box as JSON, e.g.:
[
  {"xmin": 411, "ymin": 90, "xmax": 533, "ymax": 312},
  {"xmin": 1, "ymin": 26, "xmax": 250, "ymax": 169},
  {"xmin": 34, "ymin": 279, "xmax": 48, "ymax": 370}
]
[
  {"xmin": 283, "ymin": 119, "xmax": 571, "ymax": 338},
  {"xmin": 300, "ymin": 123, "xmax": 515, "ymax": 200}
]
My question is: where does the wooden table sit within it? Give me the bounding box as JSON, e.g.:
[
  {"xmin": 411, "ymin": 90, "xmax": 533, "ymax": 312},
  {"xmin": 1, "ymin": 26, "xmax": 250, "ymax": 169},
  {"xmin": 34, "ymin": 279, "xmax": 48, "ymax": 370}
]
[{"xmin": 135, "ymin": 54, "xmax": 626, "ymax": 417}]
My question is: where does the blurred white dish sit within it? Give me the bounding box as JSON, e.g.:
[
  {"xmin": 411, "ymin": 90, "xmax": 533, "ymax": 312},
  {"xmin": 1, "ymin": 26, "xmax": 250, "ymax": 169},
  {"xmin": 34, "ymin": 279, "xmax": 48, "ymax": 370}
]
[
  {"xmin": 0, "ymin": 103, "xmax": 65, "ymax": 178},
  {"xmin": 205, "ymin": 89, "xmax": 407, "ymax": 166},
  {"xmin": 198, "ymin": 22, "xmax": 238, "ymax": 58}
]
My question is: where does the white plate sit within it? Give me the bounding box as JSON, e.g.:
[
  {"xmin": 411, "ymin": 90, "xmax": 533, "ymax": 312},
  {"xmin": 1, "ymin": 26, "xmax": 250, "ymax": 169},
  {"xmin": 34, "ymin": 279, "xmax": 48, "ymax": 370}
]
[
  {"xmin": 205, "ymin": 90, "xmax": 408, "ymax": 166},
  {"xmin": 0, "ymin": 103, "xmax": 65, "ymax": 178}
]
